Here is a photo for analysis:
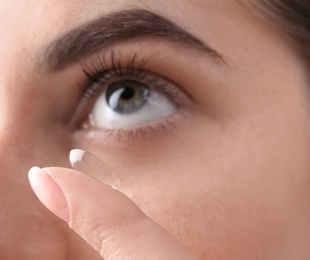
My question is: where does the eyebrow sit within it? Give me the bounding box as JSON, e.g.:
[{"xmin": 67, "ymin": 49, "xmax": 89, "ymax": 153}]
[{"xmin": 40, "ymin": 9, "xmax": 225, "ymax": 72}]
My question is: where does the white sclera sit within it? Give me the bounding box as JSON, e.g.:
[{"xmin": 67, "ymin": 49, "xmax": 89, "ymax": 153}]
[{"xmin": 69, "ymin": 149, "xmax": 120, "ymax": 190}]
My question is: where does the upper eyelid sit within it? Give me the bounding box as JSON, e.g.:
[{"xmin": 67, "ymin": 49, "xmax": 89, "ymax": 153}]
[
  {"xmin": 38, "ymin": 9, "xmax": 227, "ymax": 73},
  {"xmin": 73, "ymin": 53, "xmax": 159, "ymax": 106},
  {"xmin": 70, "ymin": 61, "xmax": 183, "ymax": 133},
  {"xmin": 80, "ymin": 53, "xmax": 177, "ymax": 100},
  {"xmin": 81, "ymin": 51, "xmax": 148, "ymax": 82}
]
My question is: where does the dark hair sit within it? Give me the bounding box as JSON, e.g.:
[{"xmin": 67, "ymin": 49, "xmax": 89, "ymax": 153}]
[{"xmin": 250, "ymin": 0, "xmax": 310, "ymax": 65}]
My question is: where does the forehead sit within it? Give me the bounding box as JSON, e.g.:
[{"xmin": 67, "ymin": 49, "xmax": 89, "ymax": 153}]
[
  {"xmin": 0, "ymin": 0, "xmax": 241, "ymax": 62},
  {"xmin": 0, "ymin": 0, "xmax": 240, "ymax": 43}
]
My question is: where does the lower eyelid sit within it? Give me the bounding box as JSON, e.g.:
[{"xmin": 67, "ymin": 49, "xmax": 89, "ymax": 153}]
[
  {"xmin": 75, "ymin": 75, "xmax": 181, "ymax": 121},
  {"xmin": 71, "ymin": 50, "xmax": 195, "ymax": 144},
  {"xmin": 76, "ymin": 107, "xmax": 188, "ymax": 145},
  {"xmin": 74, "ymin": 72, "xmax": 190, "ymax": 134}
]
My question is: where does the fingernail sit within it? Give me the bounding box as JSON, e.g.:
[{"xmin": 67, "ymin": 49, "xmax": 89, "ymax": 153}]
[{"xmin": 28, "ymin": 166, "xmax": 69, "ymax": 222}]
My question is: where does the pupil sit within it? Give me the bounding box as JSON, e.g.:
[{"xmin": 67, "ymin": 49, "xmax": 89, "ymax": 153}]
[
  {"xmin": 106, "ymin": 80, "xmax": 150, "ymax": 114},
  {"xmin": 121, "ymin": 87, "xmax": 135, "ymax": 100}
]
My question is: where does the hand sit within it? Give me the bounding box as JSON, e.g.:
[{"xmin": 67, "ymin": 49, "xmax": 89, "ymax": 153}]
[{"xmin": 28, "ymin": 167, "xmax": 196, "ymax": 260}]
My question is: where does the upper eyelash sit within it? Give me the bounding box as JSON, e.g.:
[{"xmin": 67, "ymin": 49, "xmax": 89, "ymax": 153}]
[
  {"xmin": 82, "ymin": 51, "xmax": 147, "ymax": 84},
  {"xmin": 79, "ymin": 51, "xmax": 180, "ymax": 105},
  {"xmin": 71, "ymin": 50, "xmax": 187, "ymax": 142},
  {"xmin": 79, "ymin": 51, "xmax": 149, "ymax": 101}
]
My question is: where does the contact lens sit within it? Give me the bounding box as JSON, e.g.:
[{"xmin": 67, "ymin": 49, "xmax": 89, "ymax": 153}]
[{"xmin": 69, "ymin": 149, "xmax": 120, "ymax": 190}]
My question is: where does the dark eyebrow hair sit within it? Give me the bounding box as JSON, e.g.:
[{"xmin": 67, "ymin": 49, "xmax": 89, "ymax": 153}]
[{"xmin": 40, "ymin": 9, "xmax": 225, "ymax": 72}]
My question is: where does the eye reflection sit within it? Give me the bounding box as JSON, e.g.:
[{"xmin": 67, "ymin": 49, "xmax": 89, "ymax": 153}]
[
  {"xmin": 79, "ymin": 52, "xmax": 183, "ymax": 132},
  {"xmin": 89, "ymin": 78, "xmax": 177, "ymax": 129},
  {"xmin": 106, "ymin": 80, "xmax": 150, "ymax": 114}
]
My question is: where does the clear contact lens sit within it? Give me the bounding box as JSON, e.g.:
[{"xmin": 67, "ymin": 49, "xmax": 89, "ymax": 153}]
[{"xmin": 69, "ymin": 149, "xmax": 120, "ymax": 190}]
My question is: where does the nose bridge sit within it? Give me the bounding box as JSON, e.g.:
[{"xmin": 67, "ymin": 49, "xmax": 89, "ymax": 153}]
[
  {"xmin": 0, "ymin": 73, "xmax": 42, "ymax": 155},
  {"xmin": 0, "ymin": 79, "xmax": 71, "ymax": 202},
  {"xmin": 0, "ymin": 10, "xmax": 68, "ymax": 167},
  {"xmin": 0, "ymin": 114, "xmax": 51, "ymax": 170},
  {"xmin": 0, "ymin": 4, "xmax": 81, "ymax": 259},
  {"xmin": 0, "ymin": 72, "xmax": 70, "ymax": 166},
  {"xmin": 0, "ymin": 122, "xmax": 40, "ymax": 176},
  {"xmin": 0, "ymin": 135, "xmax": 43, "ymax": 181},
  {"xmin": 0, "ymin": 83, "xmax": 63, "ymax": 205},
  {"xmin": 0, "ymin": 101, "xmax": 71, "ymax": 259},
  {"xmin": 0, "ymin": 118, "xmax": 71, "ymax": 174}
]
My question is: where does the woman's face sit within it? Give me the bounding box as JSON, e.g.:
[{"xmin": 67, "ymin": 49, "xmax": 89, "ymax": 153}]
[{"xmin": 1, "ymin": 0, "xmax": 310, "ymax": 259}]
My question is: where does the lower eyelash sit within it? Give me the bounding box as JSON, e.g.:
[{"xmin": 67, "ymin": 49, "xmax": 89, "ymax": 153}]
[
  {"xmin": 74, "ymin": 50, "xmax": 189, "ymax": 143},
  {"xmin": 81, "ymin": 113, "xmax": 185, "ymax": 144}
]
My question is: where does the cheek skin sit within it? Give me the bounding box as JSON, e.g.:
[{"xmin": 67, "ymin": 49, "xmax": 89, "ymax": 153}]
[
  {"xmin": 2, "ymin": 0, "xmax": 310, "ymax": 259},
  {"xmin": 79, "ymin": 12, "xmax": 310, "ymax": 258},
  {"xmin": 73, "ymin": 6, "xmax": 310, "ymax": 259},
  {"xmin": 117, "ymin": 92, "xmax": 310, "ymax": 260}
]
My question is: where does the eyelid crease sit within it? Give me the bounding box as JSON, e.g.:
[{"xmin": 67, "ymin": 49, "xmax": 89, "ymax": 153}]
[
  {"xmin": 66, "ymin": 46, "xmax": 194, "ymax": 144},
  {"xmin": 79, "ymin": 51, "xmax": 181, "ymax": 108},
  {"xmin": 67, "ymin": 51, "xmax": 148, "ymax": 127},
  {"xmin": 39, "ymin": 9, "xmax": 226, "ymax": 73},
  {"xmin": 82, "ymin": 51, "xmax": 148, "ymax": 84},
  {"xmin": 69, "ymin": 50, "xmax": 185, "ymax": 134}
]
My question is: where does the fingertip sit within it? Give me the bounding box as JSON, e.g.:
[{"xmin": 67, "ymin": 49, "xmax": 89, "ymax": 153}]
[{"xmin": 28, "ymin": 166, "xmax": 70, "ymax": 222}]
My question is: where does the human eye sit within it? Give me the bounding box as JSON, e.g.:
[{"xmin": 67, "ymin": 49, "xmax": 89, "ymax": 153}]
[{"xmin": 74, "ymin": 50, "xmax": 189, "ymax": 142}]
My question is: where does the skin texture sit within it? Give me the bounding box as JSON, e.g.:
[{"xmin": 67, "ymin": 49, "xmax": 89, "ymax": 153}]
[{"xmin": 1, "ymin": 0, "xmax": 310, "ymax": 259}]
